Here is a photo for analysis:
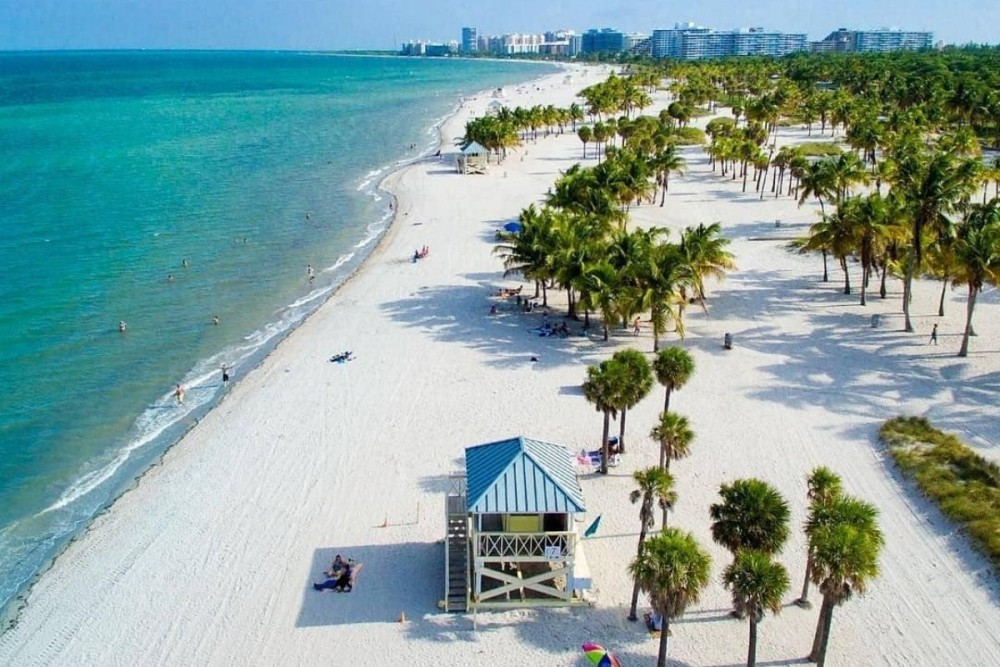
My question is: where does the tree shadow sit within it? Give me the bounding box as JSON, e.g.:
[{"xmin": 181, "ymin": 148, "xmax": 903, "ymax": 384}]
[
  {"xmin": 380, "ymin": 283, "xmax": 610, "ymax": 371},
  {"xmin": 404, "ymin": 604, "xmax": 697, "ymax": 667}
]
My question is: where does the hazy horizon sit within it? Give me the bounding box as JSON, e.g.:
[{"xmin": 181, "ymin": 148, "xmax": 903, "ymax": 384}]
[{"xmin": 1, "ymin": 1, "xmax": 997, "ymax": 51}]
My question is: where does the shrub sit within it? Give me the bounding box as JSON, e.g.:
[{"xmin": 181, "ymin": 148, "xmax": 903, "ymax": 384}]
[
  {"xmin": 880, "ymin": 416, "xmax": 1000, "ymax": 572},
  {"xmin": 796, "ymin": 142, "xmax": 843, "ymax": 157},
  {"xmin": 673, "ymin": 127, "xmax": 706, "ymax": 146}
]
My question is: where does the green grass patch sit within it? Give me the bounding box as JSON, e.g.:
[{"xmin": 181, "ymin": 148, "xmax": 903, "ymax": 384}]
[
  {"xmin": 673, "ymin": 127, "xmax": 707, "ymax": 145},
  {"xmin": 691, "ymin": 106, "xmax": 713, "ymax": 117},
  {"xmin": 796, "ymin": 142, "xmax": 842, "ymax": 157},
  {"xmin": 880, "ymin": 416, "xmax": 1000, "ymax": 572}
]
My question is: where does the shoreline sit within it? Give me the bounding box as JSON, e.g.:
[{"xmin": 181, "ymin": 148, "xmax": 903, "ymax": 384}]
[
  {"xmin": 0, "ymin": 63, "xmax": 564, "ymax": 634},
  {"xmin": 3, "ymin": 62, "xmax": 997, "ymax": 666},
  {"xmin": 0, "ymin": 62, "xmax": 565, "ymax": 637}
]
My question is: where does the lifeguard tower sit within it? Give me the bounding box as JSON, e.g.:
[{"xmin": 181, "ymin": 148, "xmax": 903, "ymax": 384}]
[{"xmin": 440, "ymin": 437, "xmax": 592, "ymax": 613}]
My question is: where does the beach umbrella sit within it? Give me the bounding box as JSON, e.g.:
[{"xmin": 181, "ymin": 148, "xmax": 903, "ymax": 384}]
[
  {"xmin": 503, "ymin": 221, "xmax": 523, "ymax": 233},
  {"xmin": 581, "ymin": 642, "xmax": 622, "ymax": 667}
]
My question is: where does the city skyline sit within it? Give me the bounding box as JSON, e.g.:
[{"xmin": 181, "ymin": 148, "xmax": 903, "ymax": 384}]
[{"xmin": 0, "ymin": 0, "xmax": 997, "ymax": 51}]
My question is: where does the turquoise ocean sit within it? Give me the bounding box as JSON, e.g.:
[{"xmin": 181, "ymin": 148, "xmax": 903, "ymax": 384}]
[{"xmin": 0, "ymin": 51, "xmax": 555, "ymax": 621}]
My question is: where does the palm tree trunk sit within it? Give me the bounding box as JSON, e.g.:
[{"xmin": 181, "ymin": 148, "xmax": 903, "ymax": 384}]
[
  {"xmin": 663, "ymin": 387, "xmax": 672, "ymax": 414},
  {"xmin": 860, "ymin": 261, "xmax": 868, "ymax": 306},
  {"xmin": 841, "ymin": 257, "xmax": 851, "ymax": 295},
  {"xmin": 657, "ymin": 618, "xmax": 670, "ymax": 667},
  {"xmin": 628, "ymin": 522, "xmax": 649, "ymax": 620},
  {"xmin": 938, "ymin": 280, "xmax": 947, "ymax": 317},
  {"xmin": 816, "ymin": 599, "xmax": 836, "ymax": 667},
  {"xmin": 600, "ymin": 411, "xmax": 611, "ymax": 474},
  {"xmin": 797, "ymin": 552, "xmax": 813, "ymax": 607},
  {"xmin": 809, "ymin": 594, "xmax": 834, "ymax": 662},
  {"xmin": 879, "ymin": 262, "xmax": 888, "ymax": 298},
  {"xmin": 541, "ymin": 280, "xmax": 548, "ymax": 307},
  {"xmin": 821, "ymin": 249, "xmax": 829, "ymax": 282},
  {"xmin": 748, "ymin": 616, "xmax": 758, "ymax": 667},
  {"xmin": 903, "ymin": 273, "xmax": 914, "ymax": 332},
  {"xmin": 958, "ymin": 285, "xmax": 977, "ymax": 357},
  {"xmin": 619, "ymin": 408, "xmax": 627, "ymax": 454}
]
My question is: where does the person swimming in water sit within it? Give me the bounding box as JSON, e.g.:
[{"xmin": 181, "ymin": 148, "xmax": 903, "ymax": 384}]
[
  {"xmin": 118, "ymin": 320, "xmax": 128, "ymax": 333},
  {"xmin": 173, "ymin": 384, "xmax": 185, "ymax": 405}
]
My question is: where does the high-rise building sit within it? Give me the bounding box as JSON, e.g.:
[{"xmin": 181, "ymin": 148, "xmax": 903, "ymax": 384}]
[
  {"xmin": 581, "ymin": 28, "xmax": 627, "ymax": 54},
  {"xmin": 461, "ymin": 27, "xmax": 478, "ymax": 53},
  {"xmin": 650, "ymin": 24, "xmax": 805, "ymax": 60},
  {"xmin": 652, "ymin": 23, "xmax": 708, "ymax": 58},
  {"xmin": 810, "ymin": 28, "xmax": 933, "ymax": 53},
  {"xmin": 732, "ymin": 28, "xmax": 807, "ymax": 56}
]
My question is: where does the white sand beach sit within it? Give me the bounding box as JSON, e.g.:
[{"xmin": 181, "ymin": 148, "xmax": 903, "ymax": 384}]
[{"xmin": 1, "ymin": 66, "xmax": 998, "ymax": 666}]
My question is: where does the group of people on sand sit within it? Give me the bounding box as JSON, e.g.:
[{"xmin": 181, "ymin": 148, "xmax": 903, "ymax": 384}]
[
  {"xmin": 533, "ymin": 321, "xmax": 570, "ymax": 338},
  {"xmin": 495, "ymin": 285, "xmax": 522, "ymax": 297},
  {"xmin": 329, "ymin": 350, "xmax": 355, "ymax": 364},
  {"xmin": 412, "ymin": 246, "xmax": 430, "ymax": 262},
  {"xmin": 313, "ymin": 554, "xmax": 358, "ymax": 592}
]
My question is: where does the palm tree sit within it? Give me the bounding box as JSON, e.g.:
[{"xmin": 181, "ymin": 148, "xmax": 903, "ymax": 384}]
[
  {"xmin": 651, "ymin": 143, "xmax": 687, "ymax": 207},
  {"xmin": 611, "ymin": 349, "xmax": 654, "ymax": 453},
  {"xmin": 492, "ymin": 204, "xmax": 558, "ymax": 302},
  {"xmin": 723, "ymin": 551, "xmax": 790, "ymax": 667},
  {"xmin": 650, "ymin": 410, "xmax": 693, "ymax": 470},
  {"xmin": 582, "ymin": 360, "xmax": 626, "ymax": 475},
  {"xmin": 808, "ymin": 502, "xmax": 883, "ymax": 666},
  {"xmin": 650, "ymin": 412, "xmax": 693, "ymax": 525},
  {"xmin": 952, "ymin": 201, "xmax": 1000, "ymax": 357},
  {"xmin": 639, "ymin": 243, "xmax": 692, "ymax": 352},
  {"xmin": 890, "ymin": 148, "xmax": 980, "ymax": 332},
  {"xmin": 798, "ymin": 160, "xmax": 837, "ymax": 281},
  {"xmin": 797, "ymin": 467, "xmax": 843, "ymax": 608},
  {"xmin": 578, "ymin": 125, "xmax": 592, "ymax": 159},
  {"xmin": 653, "ymin": 346, "xmax": 695, "ymax": 413},
  {"xmin": 845, "ymin": 194, "xmax": 891, "ymax": 306},
  {"xmin": 679, "ymin": 222, "xmax": 736, "ymax": 303},
  {"xmin": 710, "ymin": 478, "xmax": 791, "ymax": 558},
  {"xmin": 628, "ymin": 467, "xmax": 677, "ymax": 621},
  {"xmin": 630, "ymin": 528, "xmax": 712, "ymax": 667}
]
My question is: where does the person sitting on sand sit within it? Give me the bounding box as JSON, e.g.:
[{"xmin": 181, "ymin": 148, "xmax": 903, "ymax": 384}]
[
  {"xmin": 330, "ymin": 351, "xmax": 354, "ymax": 363},
  {"xmin": 313, "ymin": 555, "xmax": 354, "ymax": 592}
]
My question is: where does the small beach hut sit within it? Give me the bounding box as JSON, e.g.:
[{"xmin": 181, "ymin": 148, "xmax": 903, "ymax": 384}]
[
  {"xmin": 487, "ymin": 100, "xmax": 505, "ymax": 114},
  {"xmin": 440, "ymin": 436, "xmax": 592, "ymax": 613},
  {"xmin": 457, "ymin": 141, "xmax": 488, "ymax": 174}
]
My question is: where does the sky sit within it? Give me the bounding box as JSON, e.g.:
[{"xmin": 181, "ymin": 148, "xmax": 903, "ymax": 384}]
[{"xmin": 0, "ymin": 0, "xmax": 997, "ymax": 51}]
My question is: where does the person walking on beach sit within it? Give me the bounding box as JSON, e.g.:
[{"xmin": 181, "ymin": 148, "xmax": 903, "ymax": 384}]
[
  {"xmin": 633, "ymin": 317, "xmax": 641, "ymax": 336},
  {"xmin": 221, "ymin": 364, "xmax": 230, "ymax": 387},
  {"xmin": 173, "ymin": 383, "xmax": 185, "ymax": 405},
  {"xmin": 929, "ymin": 323, "xmax": 939, "ymax": 345}
]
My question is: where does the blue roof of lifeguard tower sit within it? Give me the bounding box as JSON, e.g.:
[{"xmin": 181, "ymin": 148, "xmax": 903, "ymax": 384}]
[{"xmin": 464, "ymin": 437, "xmax": 586, "ymax": 514}]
